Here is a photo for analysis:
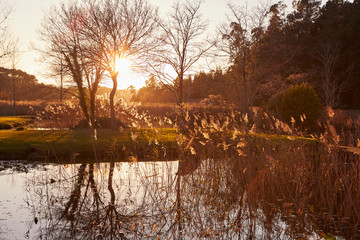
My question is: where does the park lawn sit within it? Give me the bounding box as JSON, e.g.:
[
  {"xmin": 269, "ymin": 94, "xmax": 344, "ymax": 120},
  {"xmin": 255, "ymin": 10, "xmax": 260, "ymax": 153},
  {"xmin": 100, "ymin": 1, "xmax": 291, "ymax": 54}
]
[
  {"xmin": 0, "ymin": 116, "xmax": 35, "ymax": 129},
  {"xmin": 0, "ymin": 128, "xmax": 178, "ymax": 160}
]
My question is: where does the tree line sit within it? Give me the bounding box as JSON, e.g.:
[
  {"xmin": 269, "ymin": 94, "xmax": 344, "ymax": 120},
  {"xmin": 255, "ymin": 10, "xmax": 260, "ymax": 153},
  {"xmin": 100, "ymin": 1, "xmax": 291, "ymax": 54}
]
[
  {"xmin": 0, "ymin": 67, "xmax": 72, "ymax": 101},
  {"xmin": 134, "ymin": 0, "xmax": 360, "ymax": 110},
  {"xmin": 1, "ymin": 0, "xmax": 359, "ymax": 134}
]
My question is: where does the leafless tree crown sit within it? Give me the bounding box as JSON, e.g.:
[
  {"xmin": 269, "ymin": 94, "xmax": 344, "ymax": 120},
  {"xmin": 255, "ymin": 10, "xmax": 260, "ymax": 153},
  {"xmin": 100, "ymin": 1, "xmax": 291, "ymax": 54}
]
[{"xmin": 152, "ymin": 0, "xmax": 211, "ymax": 104}]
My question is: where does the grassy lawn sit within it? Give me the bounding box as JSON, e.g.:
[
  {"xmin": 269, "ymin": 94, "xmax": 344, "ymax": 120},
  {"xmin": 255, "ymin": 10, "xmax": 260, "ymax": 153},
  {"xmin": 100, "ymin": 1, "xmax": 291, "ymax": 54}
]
[
  {"xmin": 0, "ymin": 128, "xmax": 178, "ymax": 161},
  {"xmin": 0, "ymin": 116, "xmax": 35, "ymax": 129},
  {"xmin": 0, "ymin": 124, "xmax": 323, "ymax": 161}
]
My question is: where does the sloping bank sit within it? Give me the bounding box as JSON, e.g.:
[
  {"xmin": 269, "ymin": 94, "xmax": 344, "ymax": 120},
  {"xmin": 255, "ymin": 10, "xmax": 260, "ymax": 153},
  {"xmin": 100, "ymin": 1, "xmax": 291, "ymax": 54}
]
[{"xmin": 0, "ymin": 116, "xmax": 35, "ymax": 130}]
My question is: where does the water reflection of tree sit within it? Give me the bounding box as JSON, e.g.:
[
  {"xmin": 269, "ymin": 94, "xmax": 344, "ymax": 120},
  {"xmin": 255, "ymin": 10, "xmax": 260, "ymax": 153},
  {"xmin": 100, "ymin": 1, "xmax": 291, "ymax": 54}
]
[
  {"xmin": 23, "ymin": 160, "xmax": 292, "ymax": 239},
  {"xmin": 61, "ymin": 162, "xmax": 138, "ymax": 239},
  {"xmin": 56, "ymin": 162, "xmax": 131, "ymax": 239},
  {"xmin": 25, "ymin": 161, "xmax": 175, "ymax": 239},
  {"xmin": 24, "ymin": 147, "xmax": 359, "ymax": 239}
]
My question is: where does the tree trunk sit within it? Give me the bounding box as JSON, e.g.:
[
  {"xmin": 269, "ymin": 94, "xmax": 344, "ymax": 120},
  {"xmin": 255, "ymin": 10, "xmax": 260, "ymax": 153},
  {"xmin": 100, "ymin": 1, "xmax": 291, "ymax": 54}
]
[
  {"xmin": 242, "ymin": 49, "xmax": 248, "ymax": 111},
  {"xmin": 110, "ymin": 73, "xmax": 118, "ymax": 130},
  {"xmin": 12, "ymin": 68, "xmax": 15, "ymax": 116},
  {"xmin": 77, "ymin": 85, "xmax": 90, "ymax": 122},
  {"xmin": 179, "ymin": 70, "xmax": 184, "ymax": 105},
  {"xmin": 60, "ymin": 56, "xmax": 63, "ymax": 102},
  {"xmin": 60, "ymin": 79, "xmax": 63, "ymax": 103},
  {"xmin": 89, "ymin": 87, "xmax": 98, "ymax": 141}
]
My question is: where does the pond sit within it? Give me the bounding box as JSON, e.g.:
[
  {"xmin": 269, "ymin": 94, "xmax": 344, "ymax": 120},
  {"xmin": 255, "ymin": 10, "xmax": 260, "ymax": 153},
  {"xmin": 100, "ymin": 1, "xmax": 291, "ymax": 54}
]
[
  {"xmin": 0, "ymin": 156, "xmax": 359, "ymax": 239},
  {"xmin": 0, "ymin": 156, "xmax": 358, "ymax": 239}
]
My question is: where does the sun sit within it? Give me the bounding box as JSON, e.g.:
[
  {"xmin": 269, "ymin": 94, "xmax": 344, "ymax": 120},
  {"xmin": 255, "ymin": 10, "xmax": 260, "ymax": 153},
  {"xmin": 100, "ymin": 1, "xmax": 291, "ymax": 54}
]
[
  {"xmin": 115, "ymin": 57, "xmax": 132, "ymax": 76},
  {"xmin": 110, "ymin": 56, "xmax": 146, "ymax": 89}
]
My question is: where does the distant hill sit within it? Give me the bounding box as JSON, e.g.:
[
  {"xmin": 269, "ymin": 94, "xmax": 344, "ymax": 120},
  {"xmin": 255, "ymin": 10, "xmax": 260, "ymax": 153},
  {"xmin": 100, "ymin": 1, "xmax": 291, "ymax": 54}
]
[
  {"xmin": 0, "ymin": 67, "xmax": 133, "ymax": 102},
  {"xmin": 0, "ymin": 67, "xmax": 72, "ymax": 101}
]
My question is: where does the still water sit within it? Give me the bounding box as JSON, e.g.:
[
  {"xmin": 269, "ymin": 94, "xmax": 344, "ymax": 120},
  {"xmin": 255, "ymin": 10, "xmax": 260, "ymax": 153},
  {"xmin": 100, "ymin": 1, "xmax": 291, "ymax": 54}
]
[{"xmin": 0, "ymin": 159, "xmax": 356, "ymax": 239}]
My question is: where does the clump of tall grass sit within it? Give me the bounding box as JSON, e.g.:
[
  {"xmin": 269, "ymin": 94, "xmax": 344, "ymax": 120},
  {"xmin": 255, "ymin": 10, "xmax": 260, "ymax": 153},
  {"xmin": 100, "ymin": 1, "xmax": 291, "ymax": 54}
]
[
  {"xmin": 38, "ymin": 96, "xmax": 150, "ymax": 129},
  {"xmin": 37, "ymin": 100, "xmax": 84, "ymax": 129},
  {"xmin": 313, "ymin": 107, "xmax": 360, "ymax": 147},
  {"xmin": 327, "ymin": 108, "xmax": 360, "ymax": 146},
  {"xmin": 243, "ymin": 142, "xmax": 360, "ymax": 239},
  {"xmin": 135, "ymin": 102, "xmax": 239, "ymax": 124},
  {"xmin": 169, "ymin": 104, "xmax": 360, "ymax": 239}
]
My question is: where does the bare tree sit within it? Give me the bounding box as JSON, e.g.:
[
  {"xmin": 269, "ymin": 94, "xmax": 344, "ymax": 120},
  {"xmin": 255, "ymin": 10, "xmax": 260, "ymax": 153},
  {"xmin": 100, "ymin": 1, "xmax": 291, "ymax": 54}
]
[
  {"xmin": 40, "ymin": 54, "xmax": 69, "ymax": 102},
  {"xmin": 152, "ymin": 0, "xmax": 211, "ymax": 105},
  {"xmin": 39, "ymin": 1, "xmax": 104, "ymax": 142},
  {"xmin": 10, "ymin": 38, "xmax": 19, "ymax": 115},
  {"xmin": 217, "ymin": 2, "xmax": 269, "ymax": 110},
  {"xmin": 86, "ymin": 0, "xmax": 159, "ymax": 129},
  {"xmin": 0, "ymin": 0, "xmax": 15, "ymax": 63},
  {"xmin": 312, "ymin": 40, "xmax": 353, "ymax": 108}
]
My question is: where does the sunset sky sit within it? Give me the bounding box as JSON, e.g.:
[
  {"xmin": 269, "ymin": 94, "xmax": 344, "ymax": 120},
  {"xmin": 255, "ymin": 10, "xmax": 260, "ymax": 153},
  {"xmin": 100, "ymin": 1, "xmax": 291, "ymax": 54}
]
[{"xmin": 8, "ymin": 0, "xmax": 294, "ymax": 89}]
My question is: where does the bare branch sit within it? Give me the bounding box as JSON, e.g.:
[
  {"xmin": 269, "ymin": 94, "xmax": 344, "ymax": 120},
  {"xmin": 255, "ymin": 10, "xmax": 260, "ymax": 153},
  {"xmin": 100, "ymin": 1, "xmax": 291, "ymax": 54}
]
[
  {"xmin": 151, "ymin": 0, "xmax": 212, "ymax": 104},
  {"xmin": 312, "ymin": 40, "xmax": 353, "ymax": 108},
  {"xmin": 0, "ymin": 0, "xmax": 16, "ymax": 64}
]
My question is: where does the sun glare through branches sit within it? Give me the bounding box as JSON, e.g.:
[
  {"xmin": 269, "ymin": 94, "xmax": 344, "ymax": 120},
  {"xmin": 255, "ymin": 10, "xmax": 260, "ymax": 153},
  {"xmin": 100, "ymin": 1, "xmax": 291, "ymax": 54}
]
[
  {"xmin": 106, "ymin": 56, "xmax": 141, "ymax": 89},
  {"xmin": 115, "ymin": 56, "xmax": 132, "ymax": 76}
]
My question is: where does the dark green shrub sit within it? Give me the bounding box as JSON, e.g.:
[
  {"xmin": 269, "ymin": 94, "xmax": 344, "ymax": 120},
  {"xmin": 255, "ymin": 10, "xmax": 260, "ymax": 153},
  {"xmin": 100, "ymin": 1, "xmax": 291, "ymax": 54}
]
[{"xmin": 278, "ymin": 83, "xmax": 323, "ymax": 127}]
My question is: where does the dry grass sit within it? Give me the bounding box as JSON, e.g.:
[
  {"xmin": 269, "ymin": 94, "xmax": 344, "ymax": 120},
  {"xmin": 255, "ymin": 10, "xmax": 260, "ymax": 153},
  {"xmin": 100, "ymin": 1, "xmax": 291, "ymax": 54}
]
[
  {"xmin": 169, "ymin": 104, "xmax": 360, "ymax": 239},
  {"xmin": 135, "ymin": 102, "xmax": 239, "ymax": 120},
  {"xmin": 0, "ymin": 100, "xmax": 55, "ymax": 116},
  {"xmin": 5, "ymin": 97, "xmax": 359, "ymax": 148}
]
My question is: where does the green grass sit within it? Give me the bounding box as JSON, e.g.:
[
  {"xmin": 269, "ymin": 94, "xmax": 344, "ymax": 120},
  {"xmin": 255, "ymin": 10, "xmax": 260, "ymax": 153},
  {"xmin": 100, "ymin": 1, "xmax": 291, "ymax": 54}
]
[
  {"xmin": 0, "ymin": 123, "xmax": 324, "ymax": 162},
  {"xmin": 0, "ymin": 128, "xmax": 178, "ymax": 161},
  {"xmin": 249, "ymin": 132, "xmax": 319, "ymax": 144},
  {"xmin": 0, "ymin": 116, "xmax": 34, "ymax": 129}
]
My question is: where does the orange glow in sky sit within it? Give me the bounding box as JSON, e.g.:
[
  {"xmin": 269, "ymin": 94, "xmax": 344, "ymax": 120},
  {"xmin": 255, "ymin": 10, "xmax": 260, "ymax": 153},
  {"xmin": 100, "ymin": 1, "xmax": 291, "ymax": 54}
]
[{"xmin": 9, "ymin": 0, "xmax": 294, "ymax": 89}]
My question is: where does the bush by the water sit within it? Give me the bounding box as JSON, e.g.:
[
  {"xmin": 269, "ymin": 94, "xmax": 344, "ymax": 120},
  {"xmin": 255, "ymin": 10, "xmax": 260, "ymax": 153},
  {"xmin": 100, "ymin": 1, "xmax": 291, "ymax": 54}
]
[{"xmin": 278, "ymin": 83, "xmax": 323, "ymax": 127}]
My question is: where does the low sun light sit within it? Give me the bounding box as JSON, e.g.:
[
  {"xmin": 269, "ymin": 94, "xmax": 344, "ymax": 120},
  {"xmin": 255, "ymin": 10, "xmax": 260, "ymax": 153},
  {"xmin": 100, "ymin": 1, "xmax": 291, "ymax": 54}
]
[
  {"xmin": 115, "ymin": 57, "xmax": 132, "ymax": 76},
  {"xmin": 104, "ymin": 56, "xmax": 145, "ymax": 89}
]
